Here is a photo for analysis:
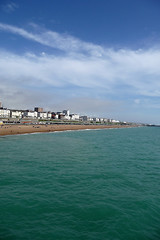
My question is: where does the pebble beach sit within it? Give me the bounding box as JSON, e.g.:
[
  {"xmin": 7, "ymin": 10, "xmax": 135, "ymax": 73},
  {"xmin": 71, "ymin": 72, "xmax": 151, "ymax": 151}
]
[{"xmin": 0, "ymin": 124, "xmax": 134, "ymax": 136}]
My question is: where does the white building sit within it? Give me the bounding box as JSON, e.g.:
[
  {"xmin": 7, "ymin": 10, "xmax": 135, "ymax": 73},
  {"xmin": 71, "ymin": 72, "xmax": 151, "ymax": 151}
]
[
  {"xmin": 10, "ymin": 110, "xmax": 23, "ymax": 119},
  {"xmin": 47, "ymin": 112, "xmax": 52, "ymax": 119},
  {"xmin": 24, "ymin": 110, "xmax": 38, "ymax": 118},
  {"xmin": 38, "ymin": 112, "xmax": 48, "ymax": 119},
  {"xmin": 80, "ymin": 116, "xmax": 93, "ymax": 121},
  {"xmin": 103, "ymin": 118, "xmax": 109, "ymax": 123},
  {"xmin": 63, "ymin": 110, "xmax": 70, "ymax": 116},
  {"xmin": 110, "ymin": 119, "xmax": 120, "ymax": 123},
  {"xmin": 60, "ymin": 115, "xmax": 71, "ymax": 120},
  {"xmin": 0, "ymin": 108, "xmax": 10, "ymax": 118},
  {"xmin": 70, "ymin": 114, "xmax": 79, "ymax": 121},
  {"xmin": 99, "ymin": 118, "xmax": 104, "ymax": 122},
  {"xmin": 52, "ymin": 113, "xmax": 59, "ymax": 119},
  {"xmin": 93, "ymin": 117, "xmax": 100, "ymax": 122},
  {"xmin": 89, "ymin": 117, "xmax": 93, "ymax": 121},
  {"xmin": 80, "ymin": 116, "xmax": 88, "ymax": 121}
]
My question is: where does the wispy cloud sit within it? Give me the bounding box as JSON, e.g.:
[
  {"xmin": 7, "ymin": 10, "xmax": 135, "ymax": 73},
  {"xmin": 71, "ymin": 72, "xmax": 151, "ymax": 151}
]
[
  {"xmin": 0, "ymin": 47, "xmax": 159, "ymax": 97},
  {"xmin": 0, "ymin": 22, "xmax": 104, "ymax": 55},
  {"xmin": 2, "ymin": 2, "xmax": 18, "ymax": 13},
  {"xmin": 0, "ymin": 23, "xmax": 160, "ymax": 122}
]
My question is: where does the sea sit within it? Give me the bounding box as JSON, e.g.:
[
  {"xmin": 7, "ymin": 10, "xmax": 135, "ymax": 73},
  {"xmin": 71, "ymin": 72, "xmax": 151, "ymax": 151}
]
[{"xmin": 0, "ymin": 127, "xmax": 160, "ymax": 240}]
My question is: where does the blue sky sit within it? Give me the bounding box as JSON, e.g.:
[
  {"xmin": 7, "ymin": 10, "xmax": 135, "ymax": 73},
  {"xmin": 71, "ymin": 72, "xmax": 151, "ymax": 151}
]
[{"xmin": 0, "ymin": 0, "xmax": 160, "ymax": 123}]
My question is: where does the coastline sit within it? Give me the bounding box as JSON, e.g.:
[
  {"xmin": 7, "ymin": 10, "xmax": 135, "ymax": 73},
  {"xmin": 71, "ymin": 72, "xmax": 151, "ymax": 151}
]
[{"xmin": 0, "ymin": 124, "xmax": 138, "ymax": 136}]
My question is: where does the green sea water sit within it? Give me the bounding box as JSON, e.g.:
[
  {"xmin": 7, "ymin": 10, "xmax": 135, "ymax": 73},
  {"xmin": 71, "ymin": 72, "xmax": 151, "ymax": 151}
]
[{"xmin": 0, "ymin": 127, "xmax": 160, "ymax": 240}]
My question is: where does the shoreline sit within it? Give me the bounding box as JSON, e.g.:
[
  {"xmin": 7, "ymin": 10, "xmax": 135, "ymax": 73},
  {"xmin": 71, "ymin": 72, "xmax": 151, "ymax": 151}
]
[{"xmin": 0, "ymin": 124, "xmax": 139, "ymax": 136}]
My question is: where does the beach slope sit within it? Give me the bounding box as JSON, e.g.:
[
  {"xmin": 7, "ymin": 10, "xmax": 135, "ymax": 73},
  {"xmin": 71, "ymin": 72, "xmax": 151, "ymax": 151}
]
[{"xmin": 0, "ymin": 124, "xmax": 135, "ymax": 136}]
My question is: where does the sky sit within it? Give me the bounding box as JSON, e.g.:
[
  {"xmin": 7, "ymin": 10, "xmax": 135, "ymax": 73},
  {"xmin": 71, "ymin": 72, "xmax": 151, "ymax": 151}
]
[{"xmin": 0, "ymin": 0, "xmax": 160, "ymax": 124}]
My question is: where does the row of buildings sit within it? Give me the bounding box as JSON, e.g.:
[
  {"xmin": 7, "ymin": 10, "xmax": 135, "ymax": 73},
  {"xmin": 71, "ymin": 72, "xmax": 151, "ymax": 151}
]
[{"xmin": 0, "ymin": 102, "xmax": 121, "ymax": 124}]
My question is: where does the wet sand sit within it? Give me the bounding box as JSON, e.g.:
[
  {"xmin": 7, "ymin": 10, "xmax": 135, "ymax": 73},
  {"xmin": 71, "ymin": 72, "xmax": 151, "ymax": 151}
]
[{"xmin": 0, "ymin": 124, "xmax": 136, "ymax": 136}]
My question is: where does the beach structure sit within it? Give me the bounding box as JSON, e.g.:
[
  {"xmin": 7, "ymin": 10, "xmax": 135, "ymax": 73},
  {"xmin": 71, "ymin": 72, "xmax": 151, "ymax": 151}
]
[{"xmin": 0, "ymin": 102, "xmax": 2, "ymax": 108}]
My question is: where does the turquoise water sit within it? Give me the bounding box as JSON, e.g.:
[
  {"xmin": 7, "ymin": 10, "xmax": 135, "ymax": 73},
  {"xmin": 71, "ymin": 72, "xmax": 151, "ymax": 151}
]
[{"xmin": 0, "ymin": 127, "xmax": 160, "ymax": 240}]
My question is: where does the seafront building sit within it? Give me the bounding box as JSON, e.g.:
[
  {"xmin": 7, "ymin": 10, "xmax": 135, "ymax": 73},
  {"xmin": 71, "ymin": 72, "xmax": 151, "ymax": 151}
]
[
  {"xmin": 0, "ymin": 108, "xmax": 10, "ymax": 118},
  {"xmin": 10, "ymin": 110, "xmax": 24, "ymax": 119},
  {"xmin": 93, "ymin": 117, "xmax": 100, "ymax": 122},
  {"xmin": 70, "ymin": 114, "xmax": 80, "ymax": 121},
  {"xmin": 24, "ymin": 110, "xmax": 38, "ymax": 119},
  {"xmin": 34, "ymin": 107, "xmax": 43, "ymax": 113},
  {"xmin": 63, "ymin": 110, "xmax": 70, "ymax": 116},
  {"xmin": 80, "ymin": 116, "xmax": 89, "ymax": 121},
  {"xmin": 0, "ymin": 102, "xmax": 123, "ymax": 124}
]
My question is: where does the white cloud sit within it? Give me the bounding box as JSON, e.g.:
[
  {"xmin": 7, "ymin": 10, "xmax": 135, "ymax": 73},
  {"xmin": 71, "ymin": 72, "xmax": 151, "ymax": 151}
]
[
  {"xmin": 0, "ymin": 23, "xmax": 104, "ymax": 55},
  {"xmin": 0, "ymin": 23, "xmax": 160, "ymax": 122},
  {"xmin": 134, "ymin": 99, "xmax": 140, "ymax": 104},
  {"xmin": 0, "ymin": 46, "xmax": 160, "ymax": 97}
]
